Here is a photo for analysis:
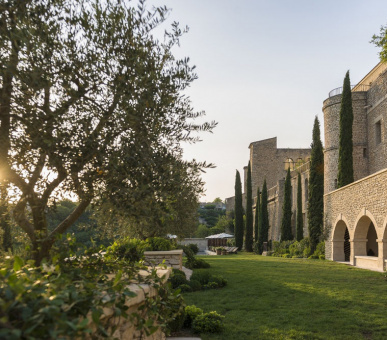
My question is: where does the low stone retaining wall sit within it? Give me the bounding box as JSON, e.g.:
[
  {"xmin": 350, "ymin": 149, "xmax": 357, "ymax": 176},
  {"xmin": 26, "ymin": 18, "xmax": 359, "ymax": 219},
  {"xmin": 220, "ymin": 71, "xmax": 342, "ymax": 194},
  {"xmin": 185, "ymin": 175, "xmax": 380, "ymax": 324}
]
[
  {"xmin": 355, "ymin": 256, "xmax": 381, "ymax": 272},
  {"xmin": 144, "ymin": 249, "xmax": 183, "ymax": 270},
  {"xmin": 85, "ymin": 267, "xmax": 171, "ymax": 340},
  {"xmin": 178, "ymin": 238, "xmax": 208, "ymax": 252}
]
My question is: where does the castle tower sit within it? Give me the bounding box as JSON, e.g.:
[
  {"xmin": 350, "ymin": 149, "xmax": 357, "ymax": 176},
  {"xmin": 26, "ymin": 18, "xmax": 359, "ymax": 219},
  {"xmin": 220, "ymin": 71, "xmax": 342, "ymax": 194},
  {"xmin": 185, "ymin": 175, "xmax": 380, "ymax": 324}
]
[{"xmin": 323, "ymin": 89, "xmax": 368, "ymax": 194}]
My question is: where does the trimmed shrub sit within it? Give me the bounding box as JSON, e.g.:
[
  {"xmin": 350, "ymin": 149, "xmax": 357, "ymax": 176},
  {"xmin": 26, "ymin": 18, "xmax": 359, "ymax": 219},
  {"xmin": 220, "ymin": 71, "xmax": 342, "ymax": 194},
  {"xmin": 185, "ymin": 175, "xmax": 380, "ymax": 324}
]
[
  {"xmin": 106, "ymin": 238, "xmax": 147, "ymax": 263},
  {"xmin": 188, "ymin": 279, "xmax": 202, "ymax": 292},
  {"xmin": 184, "ymin": 305, "xmax": 203, "ymax": 328},
  {"xmin": 185, "ymin": 258, "xmax": 210, "ymax": 269},
  {"xmin": 192, "ymin": 311, "xmax": 225, "ymax": 334},
  {"xmin": 145, "ymin": 237, "xmax": 174, "ymax": 251},
  {"xmin": 172, "ymin": 268, "xmax": 186, "ymax": 277},
  {"xmin": 208, "ymin": 275, "xmax": 227, "ymax": 288},
  {"xmin": 319, "ymin": 255, "xmax": 325, "ymax": 260},
  {"xmin": 187, "ymin": 243, "xmax": 199, "ymax": 255},
  {"xmin": 203, "ymin": 282, "xmax": 220, "ymax": 290},
  {"xmin": 178, "ymin": 284, "xmax": 193, "ymax": 293},
  {"xmin": 170, "ymin": 274, "xmax": 188, "ymax": 289},
  {"xmin": 190, "ymin": 270, "xmax": 211, "ymax": 285}
]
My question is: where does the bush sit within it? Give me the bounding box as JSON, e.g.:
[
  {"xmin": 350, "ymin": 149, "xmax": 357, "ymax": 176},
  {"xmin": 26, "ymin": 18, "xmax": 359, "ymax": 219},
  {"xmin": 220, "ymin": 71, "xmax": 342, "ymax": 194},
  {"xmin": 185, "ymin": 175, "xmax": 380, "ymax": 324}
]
[
  {"xmin": 187, "ymin": 243, "xmax": 199, "ymax": 255},
  {"xmin": 319, "ymin": 255, "xmax": 325, "ymax": 260},
  {"xmin": 208, "ymin": 275, "xmax": 227, "ymax": 288},
  {"xmin": 203, "ymin": 282, "xmax": 220, "ymax": 290},
  {"xmin": 190, "ymin": 270, "xmax": 211, "ymax": 285},
  {"xmin": 106, "ymin": 238, "xmax": 146, "ymax": 263},
  {"xmin": 0, "ymin": 254, "xmax": 184, "ymax": 339},
  {"xmin": 184, "ymin": 305, "xmax": 203, "ymax": 328},
  {"xmin": 172, "ymin": 268, "xmax": 186, "ymax": 277},
  {"xmin": 188, "ymin": 279, "xmax": 202, "ymax": 292},
  {"xmin": 170, "ymin": 273, "xmax": 188, "ymax": 289},
  {"xmin": 178, "ymin": 284, "xmax": 193, "ymax": 293},
  {"xmin": 145, "ymin": 237, "xmax": 175, "ymax": 251},
  {"xmin": 253, "ymin": 241, "xmax": 260, "ymax": 254},
  {"xmin": 192, "ymin": 311, "xmax": 225, "ymax": 334},
  {"xmin": 185, "ymin": 258, "xmax": 210, "ymax": 269}
]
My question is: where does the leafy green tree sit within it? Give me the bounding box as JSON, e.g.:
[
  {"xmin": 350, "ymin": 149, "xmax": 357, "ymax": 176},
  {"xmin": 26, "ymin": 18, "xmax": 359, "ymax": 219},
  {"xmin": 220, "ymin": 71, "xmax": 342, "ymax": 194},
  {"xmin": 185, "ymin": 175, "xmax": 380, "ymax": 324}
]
[
  {"xmin": 0, "ymin": 0, "xmax": 215, "ymax": 264},
  {"xmin": 254, "ymin": 187, "xmax": 260, "ymax": 243},
  {"xmin": 371, "ymin": 24, "xmax": 387, "ymax": 61},
  {"xmin": 281, "ymin": 168, "xmax": 292, "ymax": 241},
  {"xmin": 258, "ymin": 179, "xmax": 269, "ymax": 253},
  {"xmin": 308, "ymin": 117, "xmax": 324, "ymax": 252},
  {"xmin": 234, "ymin": 170, "xmax": 244, "ymax": 250},
  {"xmin": 245, "ymin": 162, "xmax": 253, "ymax": 252},
  {"xmin": 213, "ymin": 197, "xmax": 223, "ymax": 203},
  {"xmin": 296, "ymin": 172, "xmax": 303, "ymax": 241},
  {"xmin": 337, "ymin": 71, "xmax": 354, "ymax": 188},
  {"xmin": 195, "ymin": 224, "xmax": 210, "ymax": 238}
]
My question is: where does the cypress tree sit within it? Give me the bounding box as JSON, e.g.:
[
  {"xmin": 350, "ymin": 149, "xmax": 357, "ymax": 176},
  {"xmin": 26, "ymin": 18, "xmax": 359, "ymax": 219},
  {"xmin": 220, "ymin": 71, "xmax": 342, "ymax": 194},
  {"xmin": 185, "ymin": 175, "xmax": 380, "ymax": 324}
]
[
  {"xmin": 234, "ymin": 170, "xmax": 244, "ymax": 250},
  {"xmin": 337, "ymin": 71, "xmax": 354, "ymax": 188},
  {"xmin": 296, "ymin": 172, "xmax": 304, "ymax": 241},
  {"xmin": 280, "ymin": 167, "xmax": 293, "ymax": 241},
  {"xmin": 254, "ymin": 187, "xmax": 260, "ymax": 243},
  {"xmin": 258, "ymin": 179, "xmax": 269, "ymax": 253},
  {"xmin": 308, "ymin": 117, "xmax": 324, "ymax": 252},
  {"xmin": 245, "ymin": 161, "xmax": 253, "ymax": 252}
]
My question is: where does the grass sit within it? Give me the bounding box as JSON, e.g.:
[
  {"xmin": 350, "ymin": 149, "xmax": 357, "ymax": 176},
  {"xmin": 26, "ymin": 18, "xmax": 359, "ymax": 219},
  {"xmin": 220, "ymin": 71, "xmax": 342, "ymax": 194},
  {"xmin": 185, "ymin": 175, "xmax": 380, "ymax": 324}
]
[{"xmin": 183, "ymin": 253, "xmax": 387, "ymax": 340}]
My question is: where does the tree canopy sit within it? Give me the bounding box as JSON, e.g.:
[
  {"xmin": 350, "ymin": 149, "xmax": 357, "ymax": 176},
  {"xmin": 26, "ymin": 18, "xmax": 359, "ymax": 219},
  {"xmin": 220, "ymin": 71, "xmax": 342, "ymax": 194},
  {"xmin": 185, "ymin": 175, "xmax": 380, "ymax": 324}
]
[
  {"xmin": 234, "ymin": 170, "xmax": 244, "ymax": 250},
  {"xmin": 280, "ymin": 168, "xmax": 292, "ymax": 241},
  {"xmin": 371, "ymin": 25, "xmax": 387, "ymax": 62},
  {"xmin": 0, "ymin": 0, "xmax": 216, "ymax": 263}
]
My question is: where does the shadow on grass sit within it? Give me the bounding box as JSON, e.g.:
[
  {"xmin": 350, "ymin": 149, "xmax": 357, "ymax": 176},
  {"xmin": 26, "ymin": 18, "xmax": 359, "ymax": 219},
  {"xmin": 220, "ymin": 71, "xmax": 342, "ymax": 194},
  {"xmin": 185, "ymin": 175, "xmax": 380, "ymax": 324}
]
[{"xmin": 184, "ymin": 254, "xmax": 387, "ymax": 340}]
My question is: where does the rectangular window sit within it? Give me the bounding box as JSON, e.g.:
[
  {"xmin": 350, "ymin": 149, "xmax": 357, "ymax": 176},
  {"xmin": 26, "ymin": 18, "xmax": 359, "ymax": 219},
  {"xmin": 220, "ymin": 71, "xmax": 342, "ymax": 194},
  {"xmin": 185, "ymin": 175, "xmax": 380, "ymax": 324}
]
[
  {"xmin": 375, "ymin": 120, "xmax": 382, "ymax": 145},
  {"xmin": 363, "ymin": 148, "xmax": 367, "ymax": 158}
]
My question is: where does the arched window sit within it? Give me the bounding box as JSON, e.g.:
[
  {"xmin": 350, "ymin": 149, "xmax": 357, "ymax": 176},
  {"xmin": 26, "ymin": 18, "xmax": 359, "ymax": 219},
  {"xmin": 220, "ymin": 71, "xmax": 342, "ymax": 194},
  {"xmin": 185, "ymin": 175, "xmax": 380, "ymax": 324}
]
[{"xmin": 284, "ymin": 158, "xmax": 294, "ymax": 170}]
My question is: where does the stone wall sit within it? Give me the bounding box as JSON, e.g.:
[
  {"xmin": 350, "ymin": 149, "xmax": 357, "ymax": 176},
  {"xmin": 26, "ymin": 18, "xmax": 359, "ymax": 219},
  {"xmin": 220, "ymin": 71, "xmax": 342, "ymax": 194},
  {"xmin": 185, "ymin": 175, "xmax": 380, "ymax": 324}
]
[
  {"xmin": 86, "ymin": 268, "xmax": 171, "ymax": 340},
  {"xmin": 248, "ymin": 137, "xmax": 310, "ymax": 197},
  {"xmin": 144, "ymin": 250, "xmax": 183, "ymax": 270},
  {"xmin": 178, "ymin": 238, "xmax": 208, "ymax": 252},
  {"xmin": 366, "ymin": 68, "xmax": 387, "ymax": 175},
  {"xmin": 324, "ymin": 168, "xmax": 387, "ymax": 263}
]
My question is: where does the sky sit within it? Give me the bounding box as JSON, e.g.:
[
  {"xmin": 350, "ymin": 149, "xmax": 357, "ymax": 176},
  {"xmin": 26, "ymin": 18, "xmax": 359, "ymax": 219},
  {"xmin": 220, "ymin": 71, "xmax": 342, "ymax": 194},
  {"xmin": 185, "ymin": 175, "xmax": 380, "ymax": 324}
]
[{"xmin": 146, "ymin": 0, "xmax": 387, "ymax": 202}]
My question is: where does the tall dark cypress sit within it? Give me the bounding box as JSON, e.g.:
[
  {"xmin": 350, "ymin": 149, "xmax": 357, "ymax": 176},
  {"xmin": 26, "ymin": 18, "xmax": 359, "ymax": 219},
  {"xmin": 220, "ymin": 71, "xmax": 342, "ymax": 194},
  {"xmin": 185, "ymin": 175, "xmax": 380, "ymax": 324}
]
[
  {"xmin": 245, "ymin": 161, "xmax": 253, "ymax": 252},
  {"xmin": 337, "ymin": 71, "xmax": 354, "ymax": 188},
  {"xmin": 258, "ymin": 179, "xmax": 269, "ymax": 253},
  {"xmin": 281, "ymin": 167, "xmax": 292, "ymax": 241},
  {"xmin": 234, "ymin": 170, "xmax": 244, "ymax": 250},
  {"xmin": 254, "ymin": 187, "xmax": 260, "ymax": 243},
  {"xmin": 296, "ymin": 172, "xmax": 303, "ymax": 241},
  {"xmin": 308, "ymin": 117, "xmax": 324, "ymax": 252}
]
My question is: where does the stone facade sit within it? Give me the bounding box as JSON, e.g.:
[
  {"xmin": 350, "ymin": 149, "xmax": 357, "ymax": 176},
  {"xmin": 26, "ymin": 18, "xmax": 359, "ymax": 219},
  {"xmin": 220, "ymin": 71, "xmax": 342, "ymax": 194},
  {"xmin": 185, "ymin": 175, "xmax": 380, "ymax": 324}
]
[
  {"xmin": 226, "ymin": 137, "xmax": 311, "ymax": 242},
  {"xmin": 324, "ymin": 62, "xmax": 387, "ymax": 271}
]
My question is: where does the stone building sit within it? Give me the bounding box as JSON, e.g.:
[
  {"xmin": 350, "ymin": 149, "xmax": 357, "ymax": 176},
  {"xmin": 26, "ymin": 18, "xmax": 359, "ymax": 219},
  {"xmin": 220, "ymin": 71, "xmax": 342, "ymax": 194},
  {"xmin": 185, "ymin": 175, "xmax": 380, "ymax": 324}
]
[
  {"xmin": 324, "ymin": 62, "xmax": 387, "ymax": 271},
  {"xmin": 225, "ymin": 137, "xmax": 311, "ymax": 241}
]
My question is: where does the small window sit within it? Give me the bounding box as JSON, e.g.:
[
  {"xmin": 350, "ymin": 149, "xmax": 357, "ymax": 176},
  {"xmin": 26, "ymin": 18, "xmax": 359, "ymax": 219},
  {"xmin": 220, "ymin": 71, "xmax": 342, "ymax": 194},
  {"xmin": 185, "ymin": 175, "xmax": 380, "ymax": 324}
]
[
  {"xmin": 363, "ymin": 148, "xmax": 367, "ymax": 158},
  {"xmin": 375, "ymin": 120, "xmax": 382, "ymax": 145}
]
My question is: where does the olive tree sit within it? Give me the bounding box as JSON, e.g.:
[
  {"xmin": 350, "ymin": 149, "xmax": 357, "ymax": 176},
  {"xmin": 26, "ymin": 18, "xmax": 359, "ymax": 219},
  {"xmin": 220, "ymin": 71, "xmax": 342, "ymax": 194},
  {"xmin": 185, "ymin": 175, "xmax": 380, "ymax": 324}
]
[{"xmin": 0, "ymin": 0, "xmax": 215, "ymax": 264}]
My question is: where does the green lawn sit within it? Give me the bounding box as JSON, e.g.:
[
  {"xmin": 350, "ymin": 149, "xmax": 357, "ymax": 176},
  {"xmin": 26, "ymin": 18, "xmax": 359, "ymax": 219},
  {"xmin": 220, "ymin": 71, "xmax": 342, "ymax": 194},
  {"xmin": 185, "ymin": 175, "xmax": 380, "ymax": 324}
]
[{"xmin": 183, "ymin": 253, "xmax": 387, "ymax": 340}]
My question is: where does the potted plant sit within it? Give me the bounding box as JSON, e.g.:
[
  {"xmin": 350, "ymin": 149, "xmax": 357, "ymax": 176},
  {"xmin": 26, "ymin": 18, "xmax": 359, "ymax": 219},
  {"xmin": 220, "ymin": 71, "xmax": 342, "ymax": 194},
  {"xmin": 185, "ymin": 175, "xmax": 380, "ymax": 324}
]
[
  {"xmin": 221, "ymin": 248, "xmax": 227, "ymax": 255},
  {"xmin": 216, "ymin": 247, "xmax": 222, "ymax": 255}
]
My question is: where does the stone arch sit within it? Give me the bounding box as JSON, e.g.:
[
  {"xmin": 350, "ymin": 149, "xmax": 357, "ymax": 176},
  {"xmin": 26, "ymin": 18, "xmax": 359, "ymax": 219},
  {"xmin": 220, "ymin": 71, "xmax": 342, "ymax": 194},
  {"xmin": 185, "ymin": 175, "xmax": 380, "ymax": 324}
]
[
  {"xmin": 353, "ymin": 209, "xmax": 379, "ymax": 257},
  {"xmin": 331, "ymin": 215, "xmax": 351, "ymax": 262},
  {"xmin": 284, "ymin": 158, "xmax": 294, "ymax": 170}
]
